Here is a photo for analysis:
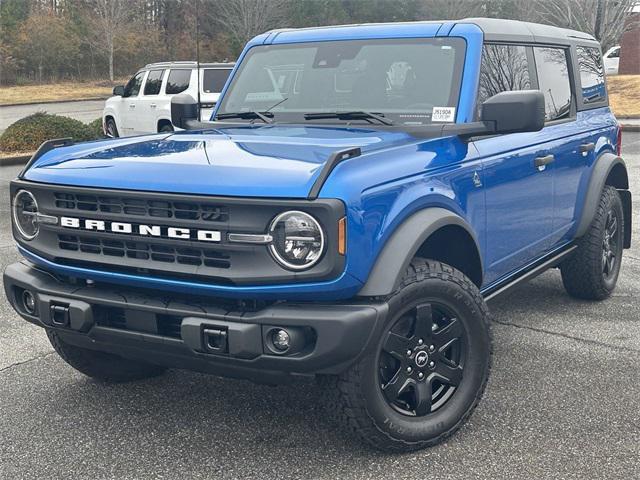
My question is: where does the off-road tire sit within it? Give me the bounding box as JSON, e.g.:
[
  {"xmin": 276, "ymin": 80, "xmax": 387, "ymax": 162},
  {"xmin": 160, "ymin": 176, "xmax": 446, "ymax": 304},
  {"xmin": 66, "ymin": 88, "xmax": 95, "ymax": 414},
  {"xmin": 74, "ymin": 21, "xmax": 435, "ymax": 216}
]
[
  {"xmin": 561, "ymin": 185, "xmax": 624, "ymax": 300},
  {"xmin": 331, "ymin": 259, "xmax": 492, "ymax": 452},
  {"xmin": 47, "ymin": 330, "xmax": 166, "ymax": 383}
]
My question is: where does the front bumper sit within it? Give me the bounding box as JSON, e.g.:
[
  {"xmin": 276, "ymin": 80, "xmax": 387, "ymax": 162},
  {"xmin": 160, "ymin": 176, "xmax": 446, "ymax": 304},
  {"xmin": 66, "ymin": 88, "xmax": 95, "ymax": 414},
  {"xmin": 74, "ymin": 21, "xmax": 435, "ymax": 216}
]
[{"xmin": 4, "ymin": 261, "xmax": 388, "ymax": 383}]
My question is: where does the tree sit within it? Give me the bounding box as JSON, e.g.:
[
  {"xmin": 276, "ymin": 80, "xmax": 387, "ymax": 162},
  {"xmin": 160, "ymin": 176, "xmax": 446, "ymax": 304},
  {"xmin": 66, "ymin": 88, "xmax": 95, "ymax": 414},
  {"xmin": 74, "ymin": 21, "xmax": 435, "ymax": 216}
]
[
  {"xmin": 16, "ymin": 11, "xmax": 80, "ymax": 82},
  {"xmin": 209, "ymin": 0, "xmax": 288, "ymax": 54},
  {"xmin": 84, "ymin": 0, "xmax": 130, "ymax": 81},
  {"xmin": 534, "ymin": 0, "xmax": 638, "ymax": 49}
]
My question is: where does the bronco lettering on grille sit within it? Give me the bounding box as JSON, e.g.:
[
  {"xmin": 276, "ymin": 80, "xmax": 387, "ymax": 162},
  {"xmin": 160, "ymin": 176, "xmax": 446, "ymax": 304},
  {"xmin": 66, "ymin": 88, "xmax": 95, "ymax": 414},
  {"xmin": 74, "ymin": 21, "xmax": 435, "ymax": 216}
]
[{"xmin": 59, "ymin": 216, "xmax": 221, "ymax": 242}]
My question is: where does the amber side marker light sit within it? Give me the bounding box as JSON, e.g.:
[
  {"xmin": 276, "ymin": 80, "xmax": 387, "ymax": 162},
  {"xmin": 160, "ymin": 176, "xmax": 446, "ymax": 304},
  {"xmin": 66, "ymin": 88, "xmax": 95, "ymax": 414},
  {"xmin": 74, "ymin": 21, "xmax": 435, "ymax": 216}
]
[{"xmin": 338, "ymin": 217, "xmax": 346, "ymax": 255}]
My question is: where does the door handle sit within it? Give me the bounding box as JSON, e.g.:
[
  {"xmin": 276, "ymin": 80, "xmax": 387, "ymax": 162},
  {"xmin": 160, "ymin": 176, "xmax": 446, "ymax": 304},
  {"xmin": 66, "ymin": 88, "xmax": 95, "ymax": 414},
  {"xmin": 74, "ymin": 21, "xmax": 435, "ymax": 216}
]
[
  {"xmin": 150, "ymin": 103, "xmax": 157, "ymax": 109},
  {"xmin": 579, "ymin": 142, "xmax": 595, "ymax": 153},
  {"xmin": 534, "ymin": 154, "xmax": 555, "ymax": 170},
  {"xmin": 129, "ymin": 104, "xmax": 136, "ymax": 109}
]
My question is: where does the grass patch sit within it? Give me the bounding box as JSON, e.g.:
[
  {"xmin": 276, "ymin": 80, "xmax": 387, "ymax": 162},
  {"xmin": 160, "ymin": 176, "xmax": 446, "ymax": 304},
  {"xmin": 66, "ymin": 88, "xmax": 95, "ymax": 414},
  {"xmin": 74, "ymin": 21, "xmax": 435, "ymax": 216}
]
[
  {"xmin": 608, "ymin": 75, "xmax": 640, "ymax": 118},
  {"xmin": 0, "ymin": 113, "xmax": 103, "ymax": 153},
  {"xmin": 0, "ymin": 79, "xmax": 128, "ymax": 106}
]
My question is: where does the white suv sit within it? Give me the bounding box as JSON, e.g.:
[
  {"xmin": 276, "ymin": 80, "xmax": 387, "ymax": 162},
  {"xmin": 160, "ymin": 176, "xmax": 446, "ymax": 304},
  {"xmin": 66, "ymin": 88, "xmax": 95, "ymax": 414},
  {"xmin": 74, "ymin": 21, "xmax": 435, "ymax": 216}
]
[{"xmin": 102, "ymin": 61, "xmax": 234, "ymax": 137}]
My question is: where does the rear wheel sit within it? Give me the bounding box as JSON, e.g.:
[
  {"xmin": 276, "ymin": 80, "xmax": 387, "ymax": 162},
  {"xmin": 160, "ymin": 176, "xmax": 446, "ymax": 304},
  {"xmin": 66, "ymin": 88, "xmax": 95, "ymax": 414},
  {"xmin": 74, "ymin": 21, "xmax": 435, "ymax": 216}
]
[
  {"xmin": 105, "ymin": 118, "xmax": 119, "ymax": 138},
  {"xmin": 332, "ymin": 259, "xmax": 491, "ymax": 452},
  {"xmin": 561, "ymin": 185, "xmax": 624, "ymax": 300},
  {"xmin": 47, "ymin": 330, "xmax": 166, "ymax": 383}
]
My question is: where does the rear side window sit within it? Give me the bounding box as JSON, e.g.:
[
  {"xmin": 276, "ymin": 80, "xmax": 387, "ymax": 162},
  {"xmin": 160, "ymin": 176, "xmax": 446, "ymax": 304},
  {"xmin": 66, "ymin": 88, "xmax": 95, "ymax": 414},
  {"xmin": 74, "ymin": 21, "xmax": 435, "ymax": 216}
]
[
  {"xmin": 576, "ymin": 46, "xmax": 606, "ymax": 105},
  {"xmin": 533, "ymin": 47, "xmax": 572, "ymax": 121},
  {"xmin": 166, "ymin": 69, "xmax": 191, "ymax": 94},
  {"xmin": 203, "ymin": 69, "xmax": 232, "ymax": 93},
  {"xmin": 144, "ymin": 69, "xmax": 165, "ymax": 95},
  {"xmin": 476, "ymin": 45, "xmax": 531, "ymax": 117}
]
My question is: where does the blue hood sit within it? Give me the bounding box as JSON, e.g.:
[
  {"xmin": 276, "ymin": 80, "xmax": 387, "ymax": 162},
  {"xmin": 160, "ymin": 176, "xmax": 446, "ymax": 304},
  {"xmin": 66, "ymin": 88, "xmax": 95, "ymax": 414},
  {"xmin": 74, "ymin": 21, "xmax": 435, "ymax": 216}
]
[{"xmin": 22, "ymin": 126, "xmax": 417, "ymax": 198}]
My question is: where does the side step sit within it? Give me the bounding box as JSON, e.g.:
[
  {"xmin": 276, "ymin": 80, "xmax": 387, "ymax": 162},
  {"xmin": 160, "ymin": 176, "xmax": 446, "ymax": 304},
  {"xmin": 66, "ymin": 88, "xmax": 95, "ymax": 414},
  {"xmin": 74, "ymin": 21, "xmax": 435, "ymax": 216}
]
[{"xmin": 482, "ymin": 244, "xmax": 578, "ymax": 302}]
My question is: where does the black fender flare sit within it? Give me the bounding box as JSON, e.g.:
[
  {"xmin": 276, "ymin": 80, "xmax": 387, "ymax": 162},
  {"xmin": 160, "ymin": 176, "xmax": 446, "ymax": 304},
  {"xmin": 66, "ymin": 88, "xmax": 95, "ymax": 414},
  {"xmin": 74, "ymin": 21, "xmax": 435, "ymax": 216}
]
[
  {"xmin": 575, "ymin": 153, "xmax": 630, "ymax": 246},
  {"xmin": 358, "ymin": 207, "xmax": 482, "ymax": 297}
]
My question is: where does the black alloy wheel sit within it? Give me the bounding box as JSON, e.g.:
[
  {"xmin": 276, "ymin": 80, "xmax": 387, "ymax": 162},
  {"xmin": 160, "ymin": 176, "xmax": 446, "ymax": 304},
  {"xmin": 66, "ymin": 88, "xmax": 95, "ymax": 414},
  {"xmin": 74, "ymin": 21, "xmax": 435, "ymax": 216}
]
[
  {"xmin": 602, "ymin": 208, "xmax": 620, "ymax": 280},
  {"xmin": 379, "ymin": 302, "xmax": 465, "ymax": 416}
]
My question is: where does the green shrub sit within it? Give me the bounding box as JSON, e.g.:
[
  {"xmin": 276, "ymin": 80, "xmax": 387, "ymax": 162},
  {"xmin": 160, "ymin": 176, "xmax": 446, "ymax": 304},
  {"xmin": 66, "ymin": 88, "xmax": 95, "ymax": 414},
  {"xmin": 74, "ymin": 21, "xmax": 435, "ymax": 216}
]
[
  {"xmin": 86, "ymin": 118, "xmax": 105, "ymax": 139},
  {"xmin": 0, "ymin": 112, "xmax": 103, "ymax": 153}
]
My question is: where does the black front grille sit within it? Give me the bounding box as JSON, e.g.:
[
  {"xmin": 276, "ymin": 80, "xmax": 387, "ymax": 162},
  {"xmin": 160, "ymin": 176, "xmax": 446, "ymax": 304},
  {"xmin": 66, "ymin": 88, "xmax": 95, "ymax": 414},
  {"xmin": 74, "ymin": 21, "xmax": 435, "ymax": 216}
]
[
  {"xmin": 58, "ymin": 234, "xmax": 231, "ymax": 269},
  {"xmin": 12, "ymin": 181, "xmax": 344, "ymax": 286},
  {"xmin": 54, "ymin": 192, "xmax": 228, "ymax": 222}
]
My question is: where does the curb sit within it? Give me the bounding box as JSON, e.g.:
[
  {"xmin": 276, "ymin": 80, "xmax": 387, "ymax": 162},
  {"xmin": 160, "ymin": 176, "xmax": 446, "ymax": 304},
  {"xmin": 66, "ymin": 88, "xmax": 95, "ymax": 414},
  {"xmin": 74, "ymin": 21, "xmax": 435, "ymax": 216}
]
[
  {"xmin": 621, "ymin": 123, "xmax": 640, "ymax": 132},
  {"xmin": 0, "ymin": 97, "xmax": 108, "ymax": 108},
  {"xmin": 0, "ymin": 153, "xmax": 33, "ymax": 166}
]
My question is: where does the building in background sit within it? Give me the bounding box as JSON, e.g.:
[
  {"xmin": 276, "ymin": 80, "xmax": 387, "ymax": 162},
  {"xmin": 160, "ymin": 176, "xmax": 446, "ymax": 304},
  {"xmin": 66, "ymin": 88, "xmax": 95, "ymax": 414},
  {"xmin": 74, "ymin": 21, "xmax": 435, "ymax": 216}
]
[{"xmin": 619, "ymin": 11, "xmax": 640, "ymax": 74}]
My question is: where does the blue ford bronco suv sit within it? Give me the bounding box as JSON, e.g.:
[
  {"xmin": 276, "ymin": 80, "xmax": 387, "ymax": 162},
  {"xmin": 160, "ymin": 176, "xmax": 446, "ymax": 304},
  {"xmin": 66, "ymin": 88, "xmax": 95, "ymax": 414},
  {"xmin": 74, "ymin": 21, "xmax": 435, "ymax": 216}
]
[{"xmin": 5, "ymin": 18, "xmax": 630, "ymax": 451}]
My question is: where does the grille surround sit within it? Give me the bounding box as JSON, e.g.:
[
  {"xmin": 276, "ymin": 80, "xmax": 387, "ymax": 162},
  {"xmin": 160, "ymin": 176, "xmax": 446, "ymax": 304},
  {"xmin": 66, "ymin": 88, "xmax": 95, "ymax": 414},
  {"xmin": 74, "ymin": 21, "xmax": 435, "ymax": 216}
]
[{"xmin": 11, "ymin": 181, "xmax": 345, "ymax": 286}]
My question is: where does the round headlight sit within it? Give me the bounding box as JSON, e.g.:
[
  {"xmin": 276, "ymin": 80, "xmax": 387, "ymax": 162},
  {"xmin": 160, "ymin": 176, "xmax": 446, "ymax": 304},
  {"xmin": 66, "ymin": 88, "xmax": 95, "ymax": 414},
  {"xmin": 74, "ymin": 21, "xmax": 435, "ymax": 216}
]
[
  {"xmin": 269, "ymin": 211, "xmax": 324, "ymax": 270},
  {"xmin": 13, "ymin": 190, "xmax": 39, "ymax": 240}
]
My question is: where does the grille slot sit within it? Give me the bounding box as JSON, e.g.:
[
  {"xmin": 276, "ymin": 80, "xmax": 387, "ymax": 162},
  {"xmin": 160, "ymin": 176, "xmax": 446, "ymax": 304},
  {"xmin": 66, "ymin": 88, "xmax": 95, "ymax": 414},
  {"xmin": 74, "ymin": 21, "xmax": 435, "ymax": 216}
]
[
  {"xmin": 54, "ymin": 192, "xmax": 228, "ymax": 222},
  {"xmin": 94, "ymin": 306, "xmax": 183, "ymax": 339},
  {"xmin": 58, "ymin": 234, "xmax": 231, "ymax": 269}
]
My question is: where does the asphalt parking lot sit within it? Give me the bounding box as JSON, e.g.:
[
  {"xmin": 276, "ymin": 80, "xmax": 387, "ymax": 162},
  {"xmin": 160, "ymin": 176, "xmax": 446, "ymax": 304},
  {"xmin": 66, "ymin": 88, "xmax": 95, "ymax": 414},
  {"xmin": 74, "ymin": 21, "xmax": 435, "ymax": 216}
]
[{"xmin": 1, "ymin": 133, "xmax": 639, "ymax": 480}]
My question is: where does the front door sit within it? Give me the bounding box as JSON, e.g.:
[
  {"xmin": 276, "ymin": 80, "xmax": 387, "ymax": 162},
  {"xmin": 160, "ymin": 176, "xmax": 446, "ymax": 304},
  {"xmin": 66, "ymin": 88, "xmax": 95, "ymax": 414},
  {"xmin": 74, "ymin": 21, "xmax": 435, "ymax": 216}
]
[
  {"xmin": 120, "ymin": 71, "xmax": 146, "ymax": 135},
  {"xmin": 475, "ymin": 135, "xmax": 555, "ymax": 285}
]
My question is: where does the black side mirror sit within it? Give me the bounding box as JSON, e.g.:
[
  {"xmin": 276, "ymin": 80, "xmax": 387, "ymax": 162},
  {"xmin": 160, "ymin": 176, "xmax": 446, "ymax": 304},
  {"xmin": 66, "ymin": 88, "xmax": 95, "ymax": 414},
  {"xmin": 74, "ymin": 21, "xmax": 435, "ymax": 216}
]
[
  {"xmin": 171, "ymin": 94, "xmax": 199, "ymax": 129},
  {"xmin": 481, "ymin": 90, "xmax": 545, "ymax": 134},
  {"xmin": 113, "ymin": 85, "xmax": 125, "ymax": 96}
]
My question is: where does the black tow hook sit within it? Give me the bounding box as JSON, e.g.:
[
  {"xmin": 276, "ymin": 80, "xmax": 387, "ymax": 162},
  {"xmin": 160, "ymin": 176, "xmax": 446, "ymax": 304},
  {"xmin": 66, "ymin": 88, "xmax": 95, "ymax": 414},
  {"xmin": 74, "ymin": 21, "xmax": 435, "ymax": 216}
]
[
  {"xmin": 50, "ymin": 304, "xmax": 70, "ymax": 327},
  {"xmin": 203, "ymin": 327, "xmax": 228, "ymax": 354}
]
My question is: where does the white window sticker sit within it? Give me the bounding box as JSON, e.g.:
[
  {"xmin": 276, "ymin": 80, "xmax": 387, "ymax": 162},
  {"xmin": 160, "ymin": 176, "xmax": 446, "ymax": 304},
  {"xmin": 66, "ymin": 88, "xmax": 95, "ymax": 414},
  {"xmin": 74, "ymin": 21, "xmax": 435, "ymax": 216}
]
[{"xmin": 432, "ymin": 107, "xmax": 456, "ymax": 123}]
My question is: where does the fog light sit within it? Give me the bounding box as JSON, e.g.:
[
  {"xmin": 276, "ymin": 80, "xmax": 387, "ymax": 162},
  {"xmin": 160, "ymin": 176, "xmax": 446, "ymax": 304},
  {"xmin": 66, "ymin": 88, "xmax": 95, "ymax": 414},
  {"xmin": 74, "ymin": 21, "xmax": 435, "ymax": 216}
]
[
  {"xmin": 22, "ymin": 290, "xmax": 36, "ymax": 315},
  {"xmin": 272, "ymin": 329, "xmax": 291, "ymax": 351}
]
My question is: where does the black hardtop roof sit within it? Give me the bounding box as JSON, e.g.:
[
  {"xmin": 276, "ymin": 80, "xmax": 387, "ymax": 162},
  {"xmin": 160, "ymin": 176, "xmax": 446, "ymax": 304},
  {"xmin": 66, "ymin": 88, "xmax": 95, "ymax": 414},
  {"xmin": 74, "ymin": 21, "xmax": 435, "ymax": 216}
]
[
  {"xmin": 462, "ymin": 17, "xmax": 598, "ymax": 45},
  {"xmin": 267, "ymin": 17, "xmax": 599, "ymax": 48}
]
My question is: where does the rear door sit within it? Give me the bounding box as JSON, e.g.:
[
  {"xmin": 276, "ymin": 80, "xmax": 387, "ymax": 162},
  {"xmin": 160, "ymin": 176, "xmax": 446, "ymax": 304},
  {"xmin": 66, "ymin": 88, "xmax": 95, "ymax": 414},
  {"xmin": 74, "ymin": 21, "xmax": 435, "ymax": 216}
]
[
  {"xmin": 473, "ymin": 44, "xmax": 555, "ymax": 284},
  {"xmin": 529, "ymin": 45, "xmax": 588, "ymax": 247},
  {"xmin": 139, "ymin": 69, "xmax": 166, "ymax": 133}
]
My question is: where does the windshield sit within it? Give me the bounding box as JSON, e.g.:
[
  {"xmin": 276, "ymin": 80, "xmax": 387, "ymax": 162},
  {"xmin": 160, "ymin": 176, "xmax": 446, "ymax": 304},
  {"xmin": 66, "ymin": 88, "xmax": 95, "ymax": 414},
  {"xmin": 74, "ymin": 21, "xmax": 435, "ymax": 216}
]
[{"xmin": 216, "ymin": 38, "xmax": 466, "ymax": 125}]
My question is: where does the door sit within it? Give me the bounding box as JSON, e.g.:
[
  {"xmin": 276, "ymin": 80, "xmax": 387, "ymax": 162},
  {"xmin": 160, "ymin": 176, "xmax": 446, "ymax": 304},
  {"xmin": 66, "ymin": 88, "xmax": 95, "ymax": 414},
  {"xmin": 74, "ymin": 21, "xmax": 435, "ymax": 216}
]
[
  {"xmin": 531, "ymin": 46, "xmax": 587, "ymax": 247},
  {"xmin": 139, "ymin": 69, "xmax": 166, "ymax": 133},
  {"xmin": 120, "ymin": 71, "xmax": 146, "ymax": 135},
  {"xmin": 473, "ymin": 44, "xmax": 555, "ymax": 284}
]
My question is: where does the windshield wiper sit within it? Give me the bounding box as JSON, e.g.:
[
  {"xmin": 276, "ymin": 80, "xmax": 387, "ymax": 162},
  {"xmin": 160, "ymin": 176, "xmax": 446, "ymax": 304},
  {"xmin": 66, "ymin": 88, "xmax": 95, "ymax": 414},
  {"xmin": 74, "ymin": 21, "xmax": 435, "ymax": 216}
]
[
  {"xmin": 304, "ymin": 111, "xmax": 394, "ymax": 126},
  {"xmin": 215, "ymin": 111, "xmax": 274, "ymax": 123},
  {"xmin": 215, "ymin": 98, "xmax": 288, "ymax": 125}
]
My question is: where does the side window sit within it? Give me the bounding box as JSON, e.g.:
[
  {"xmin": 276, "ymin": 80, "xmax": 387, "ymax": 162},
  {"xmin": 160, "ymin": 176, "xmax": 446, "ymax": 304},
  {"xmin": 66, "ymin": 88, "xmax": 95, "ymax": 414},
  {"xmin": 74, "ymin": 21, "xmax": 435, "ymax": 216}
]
[
  {"xmin": 123, "ymin": 72, "xmax": 145, "ymax": 97},
  {"xmin": 608, "ymin": 47, "xmax": 620, "ymax": 59},
  {"xmin": 576, "ymin": 46, "xmax": 606, "ymax": 105},
  {"xmin": 202, "ymin": 69, "xmax": 232, "ymax": 93},
  {"xmin": 477, "ymin": 44, "xmax": 531, "ymax": 117},
  {"xmin": 533, "ymin": 47, "xmax": 572, "ymax": 121},
  {"xmin": 144, "ymin": 69, "xmax": 165, "ymax": 96},
  {"xmin": 166, "ymin": 69, "xmax": 191, "ymax": 95}
]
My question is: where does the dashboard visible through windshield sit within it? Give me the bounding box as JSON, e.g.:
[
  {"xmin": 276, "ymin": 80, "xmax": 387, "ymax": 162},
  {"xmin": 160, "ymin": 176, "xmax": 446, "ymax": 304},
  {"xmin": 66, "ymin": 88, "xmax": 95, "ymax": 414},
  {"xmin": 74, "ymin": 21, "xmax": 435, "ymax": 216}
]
[{"xmin": 216, "ymin": 37, "xmax": 466, "ymax": 126}]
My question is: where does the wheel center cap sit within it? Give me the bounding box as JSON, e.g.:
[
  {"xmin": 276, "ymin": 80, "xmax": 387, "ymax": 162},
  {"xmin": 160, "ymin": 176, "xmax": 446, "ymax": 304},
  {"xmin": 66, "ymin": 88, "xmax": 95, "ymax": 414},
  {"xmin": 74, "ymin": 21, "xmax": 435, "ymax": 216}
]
[{"xmin": 415, "ymin": 350, "xmax": 429, "ymax": 368}]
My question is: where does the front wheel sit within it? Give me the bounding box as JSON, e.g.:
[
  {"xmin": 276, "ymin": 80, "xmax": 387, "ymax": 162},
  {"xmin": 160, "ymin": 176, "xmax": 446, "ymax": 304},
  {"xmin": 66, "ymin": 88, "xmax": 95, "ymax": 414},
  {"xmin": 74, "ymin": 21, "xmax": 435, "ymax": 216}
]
[
  {"xmin": 105, "ymin": 118, "xmax": 119, "ymax": 138},
  {"xmin": 333, "ymin": 259, "xmax": 492, "ymax": 452}
]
